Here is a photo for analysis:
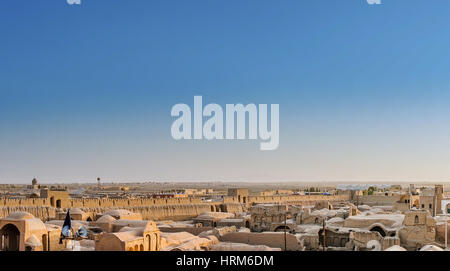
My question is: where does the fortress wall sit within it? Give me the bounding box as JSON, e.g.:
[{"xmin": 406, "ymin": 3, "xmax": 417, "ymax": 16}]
[
  {"xmin": 247, "ymin": 194, "xmax": 350, "ymax": 205},
  {"xmin": 0, "ymin": 204, "xmax": 213, "ymax": 221},
  {"xmin": 0, "ymin": 194, "xmax": 347, "ymax": 221},
  {"xmin": 356, "ymin": 195, "xmax": 399, "ymax": 206},
  {"xmin": 0, "ymin": 198, "xmax": 48, "ymax": 207},
  {"xmin": 69, "ymin": 197, "xmax": 202, "ymax": 208},
  {"xmin": 223, "ymin": 203, "xmax": 244, "ymax": 213},
  {"xmin": 1, "ymin": 194, "xmax": 348, "ymax": 208},
  {"xmin": 75, "ymin": 204, "xmax": 214, "ymax": 221},
  {"xmin": 0, "ymin": 206, "xmax": 56, "ymax": 221},
  {"xmin": 0, "ymin": 196, "xmax": 202, "ymax": 208}
]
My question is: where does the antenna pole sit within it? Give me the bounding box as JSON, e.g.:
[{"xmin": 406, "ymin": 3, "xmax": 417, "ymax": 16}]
[
  {"xmin": 446, "ymin": 213, "xmax": 448, "ymax": 249},
  {"xmin": 284, "ymin": 209, "xmax": 287, "ymax": 251},
  {"xmin": 322, "ymin": 220, "xmax": 326, "ymax": 251}
]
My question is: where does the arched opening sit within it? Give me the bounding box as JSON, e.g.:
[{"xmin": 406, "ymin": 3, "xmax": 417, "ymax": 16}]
[
  {"xmin": 314, "ymin": 218, "xmax": 319, "ymax": 224},
  {"xmin": 50, "ymin": 197, "xmax": 55, "ymax": 207},
  {"xmin": 42, "ymin": 234, "xmax": 48, "ymax": 251},
  {"xmin": 155, "ymin": 233, "xmax": 159, "ymax": 251},
  {"xmin": 56, "ymin": 199, "xmax": 61, "ymax": 208},
  {"xmin": 370, "ymin": 226, "xmax": 386, "ymax": 237},
  {"xmin": 274, "ymin": 226, "xmax": 290, "ymax": 232},
  {"xmin": 414, "ymin": 215, "xmax": 419, "ymax": 224},
  {"xmin": 0, "ymin": 224, "xmax": 20, "ymax": 251},
  {"xmin": 210, "ymin": 206, "xmax": 215, "ymax": 212},
  {"xmin": 134, "ymin": 244, "xmax": 139, "ymax": 251},
  {"xmin": 245, "ymin": 221, "xmax": 250, "ymax": 228},
  {"xmin": 128, "ymin": 247, "xmax": 134, "ymax": 251},
  {"xmin": 243, "ymin": 197, "xmax": 246, "ymax": 204},
  {"xmin": 140, "ymin": 244, "xmax": 144, "ymax": 251},
  {"xmin": 213, "ymin": 222, "xmax": 217, "ymax": 227},
  {"xmin": 86, "ymin": 217, "xmax": 92, "ymax": 222},
  {"xmin": 238, "ymin": 195, "xmax": 241, "ymax": 202},
  {"xmin": 147, "ymin": 234, "xmax": 151, "ymax": 251}
]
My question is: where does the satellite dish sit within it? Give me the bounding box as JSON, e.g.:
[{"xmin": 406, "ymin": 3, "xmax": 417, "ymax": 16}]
[
  {"xmin": 62, "ymin": 225, "xmax": 72, "ymax": 238},
  {"xmin": 76, "ymin": 226, "xmax": 88, "ymax": 238}
]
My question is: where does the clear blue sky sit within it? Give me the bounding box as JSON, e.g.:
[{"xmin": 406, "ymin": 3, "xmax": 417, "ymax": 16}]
[{"xmin": 1, "ymin": 0, "xmax": 450, "ymax": 183}]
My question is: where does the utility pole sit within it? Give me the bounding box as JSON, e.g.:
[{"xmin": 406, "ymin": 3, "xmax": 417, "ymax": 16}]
[
  {"xmin": 445, "ymin": 212, "xmax": 448, "ymax": 249},
  {"xmin": 284, "ymin": 211, "xmax": 287, "ymax": 251},
  {"xmin": 322, "ymin": 219, "xmax": 326, "ymax": 251}
]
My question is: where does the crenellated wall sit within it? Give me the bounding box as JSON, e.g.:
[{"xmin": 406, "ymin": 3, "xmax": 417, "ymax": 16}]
[
  {"xmin": 355, "ymin": 195, "xmax": 400, "ymax": 206},
  {"xmin": 0, "ymin": 194, "xmax": 349, "ymax": 208},
  {"xmin": 0, "ymin": 197, "xmax": 202, "ymax": 208},
  {"xmin": 0, "ymin": 206, "xmax": 56, "ymax": 221},
  {"xmin": 0, "ymin": 193, "xmax": 349, "ymax": 221},
  {"xmin": 245, "ymin": 194, "xmax": 350, "ymax": 206},
  {"xmin": 0, "ymin": 203, "xmax": 243, "ymax": 222}
]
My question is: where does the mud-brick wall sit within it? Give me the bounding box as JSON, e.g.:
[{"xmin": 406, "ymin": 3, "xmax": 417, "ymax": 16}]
[
  {"xmin": 0, "ymin": 206, "xmax": 56, "ymax": 221},
  {"xmin": 355, "ymin": 195, "xmax": 399, "ymax": 206},
  {"xmin": 0, "ymin": 197, "xmax": 203, "ymax": 208},
  {"xmin": 0, "ymin": 198, "xmax": 48, "ymax": 207},
  {"xmin": 223, "ymin": 203, "xmax": 245, "ymax": 213},
  {"xmin": 78, "ymin": 204, "xmax": 215, "ymax": 221},
  {"xmin": 69, "ymin": 197, "xmax": 203, "ymax": 208},
  {"xmin": 0, "ymin": 204, "xmax": 214, "ymax": 221},
  {"xmin": 247, "ymin": 194, "xmax": 351, "ymax": 205},
  {"xmin": 0, "ymin": 202, "xmax": 243, "ymax": 222}
]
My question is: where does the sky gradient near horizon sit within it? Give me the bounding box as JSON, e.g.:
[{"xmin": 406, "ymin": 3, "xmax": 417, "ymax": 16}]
[{"xmin": 2, "ymin": 0, "xmax": 450, "ymax": 183}]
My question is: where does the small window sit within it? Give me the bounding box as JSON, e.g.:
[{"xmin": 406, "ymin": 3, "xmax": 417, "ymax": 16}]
[
  {"xmin": 429, "ymin": 204, "xmax": 432, "ymax": 209},
  {"xmin": 421, "ymin": 204, "xmax": 424, "ymax": 208},
  {"xmin": 414, "ymin": 215, "xmax": 419, "ymax": 224}
]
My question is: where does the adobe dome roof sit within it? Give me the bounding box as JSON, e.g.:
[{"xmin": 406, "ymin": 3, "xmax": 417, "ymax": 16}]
[
  {"xmin": 69, "ymin": 208, "xmax": 85, "ymax": 215},
  {"xmin": 384, "ymin": 245, "xmax": 407, "ymax": 251},
  {"xmin": 420, "ymin": 245, "xmax": 444, "ymax": 251},
  {"xmin": 25, "ymin": 235, "xmax": 42, "ymax": 247},
  {"xmin": 8, "ymin": 211, "xmax": 35, "ymax": 220},
  {"xmin": 96, "ymin": 214, "xmax": 116, "ymax": 223},
  {"xmin": 104, "ymin": 209, "xmax": 133, "ymax": 217}
]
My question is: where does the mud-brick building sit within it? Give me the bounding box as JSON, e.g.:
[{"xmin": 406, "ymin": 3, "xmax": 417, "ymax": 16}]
[{"xmin": 40, "ymin": 188, "xmax": 71, "ymax": 208}]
